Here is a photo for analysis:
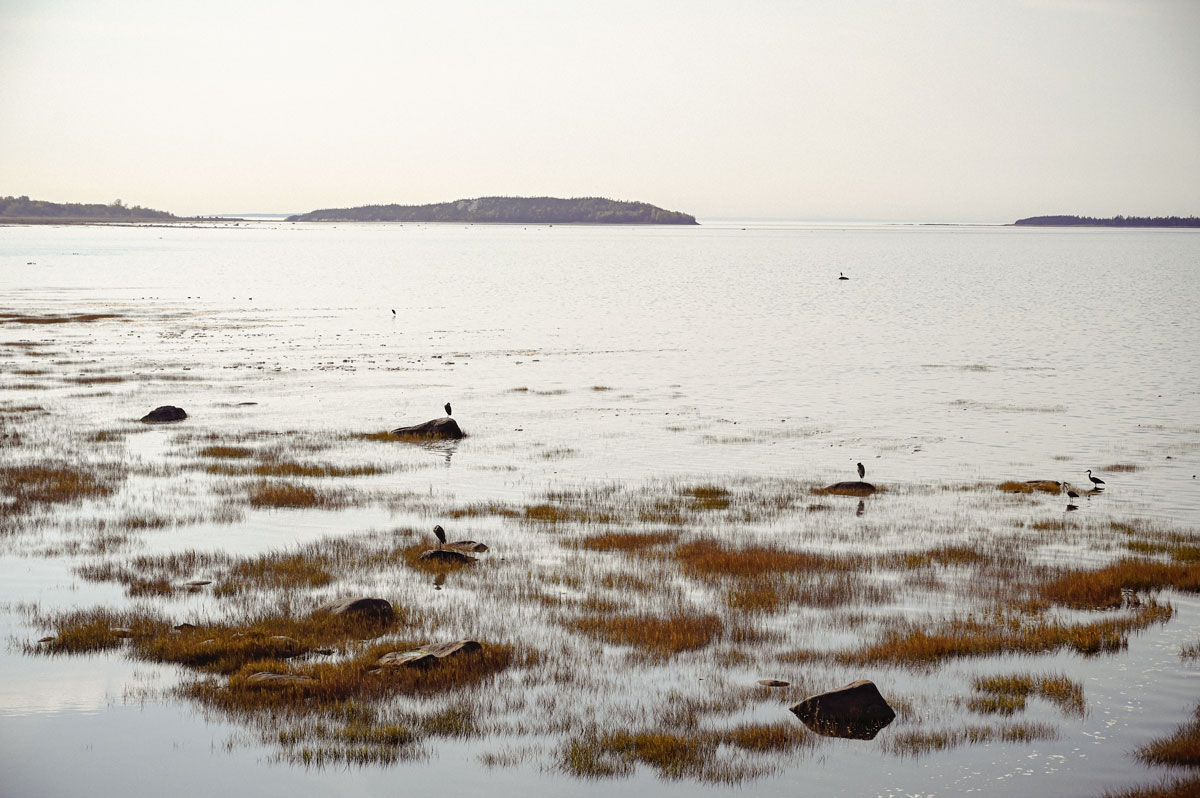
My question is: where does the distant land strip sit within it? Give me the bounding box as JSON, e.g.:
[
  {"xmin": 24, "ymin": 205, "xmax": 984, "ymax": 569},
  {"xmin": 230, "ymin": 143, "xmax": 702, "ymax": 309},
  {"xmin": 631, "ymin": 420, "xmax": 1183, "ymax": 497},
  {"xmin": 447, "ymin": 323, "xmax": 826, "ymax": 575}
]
[
  {"xmin": 1013, "ymin": 215, "xmax": 1200, "ymax": 228},
  {"xmin": 286, "ymin": 196, "xmax": 698, "ymax": 225},
  {"xmin": 1, "ymin": 195, "xmax": 178, "ymax": 223}
]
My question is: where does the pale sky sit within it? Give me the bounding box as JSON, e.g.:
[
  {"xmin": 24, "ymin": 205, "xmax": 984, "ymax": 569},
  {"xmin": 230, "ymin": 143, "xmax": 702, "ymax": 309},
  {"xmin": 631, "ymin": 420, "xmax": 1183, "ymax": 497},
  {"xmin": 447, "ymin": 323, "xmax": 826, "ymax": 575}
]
[{"xmin": 1, "ymin": 0, "xmax": 1197, "ymax": 221}]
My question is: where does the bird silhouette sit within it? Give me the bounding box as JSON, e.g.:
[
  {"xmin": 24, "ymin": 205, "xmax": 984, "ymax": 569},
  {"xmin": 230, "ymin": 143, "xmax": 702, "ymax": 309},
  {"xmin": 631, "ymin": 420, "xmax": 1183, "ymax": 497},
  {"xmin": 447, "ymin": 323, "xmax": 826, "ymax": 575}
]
[
  {"xmin": 857, "ymin": 462, "xmax": 865, "ymax": 480},
  {"xmin": 1086, "ymin": 469, "xmax": 1105, "ymax": 488},
  {"xmin": 391, "ymin": 309, "xmax": 396, "ymax": 315},
  {"xmin": 839, "ymin": 272, "xmax": 849, "ymax": 280},
  {"xmin": 433, "ymin": 524, "xmax": 446, "ymax": 548},
  {"xmin": 444, "ymin": 402, "xmax": 452, "ymax": 416},
  {"xmin": 1066, "ymin": 486, "xmax": 1080, "ymax": 500}
]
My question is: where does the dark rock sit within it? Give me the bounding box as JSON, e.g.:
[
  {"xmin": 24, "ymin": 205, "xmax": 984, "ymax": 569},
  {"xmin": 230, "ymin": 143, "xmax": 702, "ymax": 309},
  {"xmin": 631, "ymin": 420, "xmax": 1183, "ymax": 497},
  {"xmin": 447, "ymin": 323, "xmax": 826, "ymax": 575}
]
[
  {"xmin": 110, "ymin": 627, "xmax": 133, "ymax": 638},
  {"xmin": 417, "ymin": 549, "xmax": 476, "ymax": 565},
  {"xmin": 446, "ymin": 540, "xmax": 488, "ymax": 553},
  {"xmin": 758, "ymin": 679, "xmax": 790, "ymax": 687},
  {"xmin": 314, "ymin": 597, "xmax": 396, "ymax": 623},
  {"xmin": 789, "ymin": 679, "xmax": 896, "ymax": 740},
  {"xmin": 245, "ymin": 672, "xmax": 316, "ymax": 687},
  {"xmin": 141, "ymin": 405, "xmax": 187, "ymax": 423},
  {"xmin": 173, "ymin": 623, "xmax": 197, "ymax": 631},
  {"xmin": 378, "ymin": 639, "xmax": 482, "ymax": 669},
  {"xmin": 37, "ymin": 636, "xmax": 55, "ymax": 643},
  {"xmin": 184, "ymin": 579, "xmax": 211, "ymax": 587},
  {"xmin": 817, "ymin": 481, "xmax": 876, "ymax": 496},
  {"xmin": 390, "ymin": 417, "xmax": 463, "ymax": 439}
]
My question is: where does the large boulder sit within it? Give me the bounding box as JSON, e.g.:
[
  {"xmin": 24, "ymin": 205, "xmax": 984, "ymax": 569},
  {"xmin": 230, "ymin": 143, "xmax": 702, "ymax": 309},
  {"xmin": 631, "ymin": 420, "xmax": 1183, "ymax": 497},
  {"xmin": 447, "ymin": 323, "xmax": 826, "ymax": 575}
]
[
  {"xmin": 378, "ymin": 639, "xmax": 482, "ymax": 669},
  {"xmin": 314, "ymin": 597, "xmax": 396, "ymax": 623},
  {"xmin": 789, "ymin": 679, "xmax": 896, "ymax": 740},
  {"xmin": 141, "ymin": 405, "xmax": 187, "ymax": 423},
  {"xmin": 390, "ymin": 417, "xmax": 463, "ymax": 439},
  {"xmin": 817, "ymin": 481, "xmax": 876, "ymax": 496}
]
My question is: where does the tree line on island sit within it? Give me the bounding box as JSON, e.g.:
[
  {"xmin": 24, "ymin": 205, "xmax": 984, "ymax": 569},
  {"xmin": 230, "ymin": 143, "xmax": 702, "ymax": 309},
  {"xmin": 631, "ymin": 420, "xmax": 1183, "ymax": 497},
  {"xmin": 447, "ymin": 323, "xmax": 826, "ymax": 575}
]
[
  {"xmin": 1014, "ymin": 214, "xmax": 1200, "ymax": 228},
  {"xmin": 0, "ymin": 195, "xmax": 176, "ymax": 221},
  {"xmin": 285, "ymin": 196, "xmax": 698, "ymax": 225}
]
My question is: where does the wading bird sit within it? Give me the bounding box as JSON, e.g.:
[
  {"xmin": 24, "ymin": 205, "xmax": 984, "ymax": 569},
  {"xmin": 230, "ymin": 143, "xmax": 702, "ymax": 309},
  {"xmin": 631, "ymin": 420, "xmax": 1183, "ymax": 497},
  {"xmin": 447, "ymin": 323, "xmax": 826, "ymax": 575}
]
[
  {"xmin": 857, "ymin": 462, "xmax": 865, "ymax": 480},
  {"xmin": 1066, "ymin": 485, "xmax": 1080, "ymax": 500},
  {"xmin": 433, "ymin": 524, "xmax": 446, "ymax": 548},
  {"xmin": 1087, "ymin": 469, "xmax": 1105, "ymax": 488},
  {"xmin": 444, "ymin": 402, "xmax": 452, "ymax": 416},
  {"xmin": 839, "ymin": 272, "xmax": 849, "ymax": 280}
]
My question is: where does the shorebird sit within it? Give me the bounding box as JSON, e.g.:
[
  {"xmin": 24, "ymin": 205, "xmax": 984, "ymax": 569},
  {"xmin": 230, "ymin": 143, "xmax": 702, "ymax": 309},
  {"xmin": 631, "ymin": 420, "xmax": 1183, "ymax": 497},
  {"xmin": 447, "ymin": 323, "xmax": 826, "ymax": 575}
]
[
  {"xmin": 391, "ymin": 309, "xmax": 396, "ymax": 315},
  {"xmin": 839, "ymin": 272, "xmax": 849, "ymax": 280},
  {"xmin": 1086, "ymin": 469, "xmax": 1106, "ymax": 488},
  {"xmin": 1066, "ymin": 485, "xmax": 1080, "ymax": 500},
  {"xmin": 444, "ymin": 402, "xmax": 452, "ymax": 416},
  {"xmin": 433, "ymin": 524, "xmax": 446, "ymax": 549},
  {"xmin": 857, "ymin": 462, "xmax": 865, "ymax": 480}
]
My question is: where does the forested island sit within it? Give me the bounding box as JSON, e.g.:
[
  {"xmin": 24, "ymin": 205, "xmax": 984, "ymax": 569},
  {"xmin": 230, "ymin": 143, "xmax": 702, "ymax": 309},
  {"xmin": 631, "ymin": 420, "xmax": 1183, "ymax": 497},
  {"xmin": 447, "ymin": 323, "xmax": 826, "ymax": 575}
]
[
  {"xmin": 0, "ymin": 195, "xmax": 177, "ymax": 222},
  {"xmin": 286, "ymin": 196, "xmax": 698, "ymax": 225},
  {"xmin": 1014, "ymin": 215, "xmax": 1200, "ymax": 228}
]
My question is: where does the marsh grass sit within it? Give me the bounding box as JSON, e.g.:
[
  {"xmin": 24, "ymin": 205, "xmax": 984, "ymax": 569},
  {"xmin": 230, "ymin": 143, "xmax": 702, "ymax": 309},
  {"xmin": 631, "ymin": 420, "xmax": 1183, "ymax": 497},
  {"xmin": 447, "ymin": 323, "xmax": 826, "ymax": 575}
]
[
  {"xmin": 1135, "ymin": 703, "xmax": 1200, "ymax": 767},
  {"xmin": 998, "ymin": 480, "xmax": 1061, "ymax": 494},
  {"xmin": 560, "ymin": 722, "xmax": 811, "ymax": 783},
  {"xmin": 972, "ymin": 672, "xmax": 1085, "ymax": 716},
  {"xmin": 883, "ymin": 722, "xmax": 1057, "ymax": 757},
  {"xmin": 795, "ymin": 602, "xmax": 1174, "ymax": 667},
  {"xmin": 569, "ymin": 612, "xmax": 722, "ymax": 657},
  {"xmin": 1101, "ymin": 778, "xmax": 1200, "ymax": 798},
  {"xmin": 1038, "ymin": 560, "xmax": 1200, "ymax": 609},
  {"xmin": 1, "ymin": 462, "xmax": 123, "ymax": 505},
  {"xmin": 246, "ymin": 480, "xmax": 351, "ymax": 509},
  {"xmin": 578, "ymin": 531, "xmax": 678, "ymax": 552}
]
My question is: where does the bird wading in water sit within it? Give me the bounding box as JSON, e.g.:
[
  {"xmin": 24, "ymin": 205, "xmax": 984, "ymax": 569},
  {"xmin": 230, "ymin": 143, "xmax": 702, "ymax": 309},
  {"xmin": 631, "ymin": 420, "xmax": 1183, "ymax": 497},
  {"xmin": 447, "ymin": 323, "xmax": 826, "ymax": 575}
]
[
  {"xmin": 1087, "ymin": 470, "xmax": 1105, "ymax": 488},
  {"xmin": 857, "ymin": 462, "xmax": 865, "ymax": 480}
]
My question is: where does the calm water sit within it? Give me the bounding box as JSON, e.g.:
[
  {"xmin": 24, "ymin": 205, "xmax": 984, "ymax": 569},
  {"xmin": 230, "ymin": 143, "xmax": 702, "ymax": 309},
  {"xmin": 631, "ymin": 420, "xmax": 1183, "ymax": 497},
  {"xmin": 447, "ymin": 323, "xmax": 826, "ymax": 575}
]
[{"xmin": 1, "ymin": 221, "xmax": 1198, "ymax": 797}]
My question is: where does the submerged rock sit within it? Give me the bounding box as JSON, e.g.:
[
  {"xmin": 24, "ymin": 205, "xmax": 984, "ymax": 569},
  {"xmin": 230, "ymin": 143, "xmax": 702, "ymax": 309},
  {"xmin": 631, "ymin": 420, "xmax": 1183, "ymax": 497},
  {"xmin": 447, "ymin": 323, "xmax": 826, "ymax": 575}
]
[
  {"xmin": 245, "ymin": 672, "xmax": 316, "ymax": 687},
  {"xmin": 141, "ymin": 405, "xmax": 187, "ymax": 423},
  {"xmin": 758, "ymin": 679, "xmax": 790, "ymax": 687},
  {"xmin": 314, "ymin": 597, "xmax": 396, "ymax": 623},
  {"xmin": 817, "ymin": 481, "xmax": 876, "ymax": 496},
  {"xmin": 789, "ymin": 679, "xmax": 896, "ymax": 740},
  {"xmin": 378, "ymin": 639, "xmax": 482, "ymax": 669},
  {"xmin": 390, "ymin": 417, "xmax": 463, "ymax": 439}
]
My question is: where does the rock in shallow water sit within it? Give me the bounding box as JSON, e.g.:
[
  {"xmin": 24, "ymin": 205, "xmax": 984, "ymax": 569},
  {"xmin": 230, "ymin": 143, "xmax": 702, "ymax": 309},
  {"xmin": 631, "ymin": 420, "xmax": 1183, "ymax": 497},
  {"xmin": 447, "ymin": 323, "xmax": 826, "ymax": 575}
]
[
  {"xmin": 378, "ymin": 639, "xmax": 482, "ymax": 668},
  {"xmin": 314, "ymin": 597, "xmax": 396, "ymax": 623},
  {"xmin": 140, "ymin": 405, "xmax": 187, "ymax": 423},
  {"xmin": 789, "ymin": 679, "xmax": 896, "ymax": 740},
  {"xmin": 390, "ymin": 417, "xmax": 463, "ymax": 439}
]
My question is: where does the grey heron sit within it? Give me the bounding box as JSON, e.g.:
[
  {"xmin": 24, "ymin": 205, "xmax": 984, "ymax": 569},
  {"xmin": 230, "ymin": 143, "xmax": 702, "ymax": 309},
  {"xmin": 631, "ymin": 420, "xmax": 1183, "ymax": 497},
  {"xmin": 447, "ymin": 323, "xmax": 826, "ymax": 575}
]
[
  {"xmin": 433, "ymin": 524, "xmax": 446, "ymax": 548},
  {"xmin": 1087, "ymin": 470, "xmax": 1105, "ymax": 488}
]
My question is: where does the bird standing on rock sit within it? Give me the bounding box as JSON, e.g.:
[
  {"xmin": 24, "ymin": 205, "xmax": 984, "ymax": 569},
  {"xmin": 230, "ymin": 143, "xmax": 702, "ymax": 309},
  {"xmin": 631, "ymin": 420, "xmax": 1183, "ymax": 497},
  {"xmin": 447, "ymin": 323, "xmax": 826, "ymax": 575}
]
[
  {"xmin": 1087, "ymin": 470, "xmax": 1105, "ymax": 488},
  {"xmin": 444, "ymin": 402, "xmax": 452, "ymax": 416},
  {"xmin": 857, "ymin": 462, "xmax": 865, "ymax": 480},
  {"xmin": 433, "ymin": 524, "xmax": 446, "ymax": 548}
]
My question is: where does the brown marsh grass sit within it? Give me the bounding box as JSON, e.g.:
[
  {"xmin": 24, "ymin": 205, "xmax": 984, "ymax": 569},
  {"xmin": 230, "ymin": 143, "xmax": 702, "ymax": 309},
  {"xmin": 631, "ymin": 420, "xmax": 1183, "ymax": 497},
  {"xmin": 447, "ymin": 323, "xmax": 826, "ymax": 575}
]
[
  {"xmin": 793, "ymin": 603, "xmax": 1174, "ymax": 667},
  {"xmin": 971, "ymin": 672, "xmax": 1085, "ymax": 716},
  {"xmin": 883, "ymin": 722, "xmax": 1057, "ymax": 757},
  {"xmin": 1038, "ymin": 560, "xmax": 1200, "ymax": 610},
  {"xmin": 246, "ymin": 480, "xmax": 351, "ymax": 509},
  {"xmin": 1135, "ymin": 703, "xmax": 1200, "ymax": 767},
  {"xmin": 0, "ymin": 462, "xmax": 123, "ymax": 505},
  {"xmin": 1101, "ymin": 778, "xmax": 1200, "ymax": 798},
  {"xmin": 569, "ymin": 612, "xmax": 722, "ymax": 657},
  {"xmin": 998, "ymin": 480, "xmax": 1062, "ymax": 494}
]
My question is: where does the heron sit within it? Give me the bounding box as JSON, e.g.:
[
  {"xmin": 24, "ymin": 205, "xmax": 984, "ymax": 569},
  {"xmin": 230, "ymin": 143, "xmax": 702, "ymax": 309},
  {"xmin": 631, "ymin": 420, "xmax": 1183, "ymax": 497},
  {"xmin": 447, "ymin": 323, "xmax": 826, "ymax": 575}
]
[
  {"xmin": 433, "ymin": 524, "xmax": 446, "ymax": 548},
  {"xmin": 1086, "ymin": 469, "xmax": 1105, "ymax": 488},
  {"xmin": 857, "ymin": 462, "xmax": 865, "ymax": 480},
  {"xmin": 444, "ymin": 402, "xmax": 452, "ymax": 416},
  {"xmin": 1066, "ymin": 487, "xmax": 1080, "ymax": 500}
]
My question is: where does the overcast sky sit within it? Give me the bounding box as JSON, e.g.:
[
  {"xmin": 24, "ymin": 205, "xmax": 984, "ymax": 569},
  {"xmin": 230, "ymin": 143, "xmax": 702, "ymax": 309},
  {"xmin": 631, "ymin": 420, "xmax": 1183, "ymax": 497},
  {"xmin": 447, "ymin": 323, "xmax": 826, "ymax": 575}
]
[{"xmin": 1, "ymin": 0, "xmax": 1197, "ymax": 220}]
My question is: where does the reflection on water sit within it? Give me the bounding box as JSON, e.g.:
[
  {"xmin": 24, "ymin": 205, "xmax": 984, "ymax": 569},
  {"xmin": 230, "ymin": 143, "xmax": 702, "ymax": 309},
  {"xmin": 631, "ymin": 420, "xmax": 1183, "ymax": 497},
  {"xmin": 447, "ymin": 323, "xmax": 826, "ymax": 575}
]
[{"xmin": 0, "ymin": 222, "xmax": 1198, "ymax": 797}]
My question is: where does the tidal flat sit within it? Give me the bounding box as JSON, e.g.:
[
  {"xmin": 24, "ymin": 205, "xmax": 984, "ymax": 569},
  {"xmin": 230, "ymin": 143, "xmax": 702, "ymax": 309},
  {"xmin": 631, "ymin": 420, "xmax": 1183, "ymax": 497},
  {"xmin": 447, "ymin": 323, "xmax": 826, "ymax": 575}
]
[{"xmin": 2, "ymin": 221, "xmax": 1199, "ymax": 797}]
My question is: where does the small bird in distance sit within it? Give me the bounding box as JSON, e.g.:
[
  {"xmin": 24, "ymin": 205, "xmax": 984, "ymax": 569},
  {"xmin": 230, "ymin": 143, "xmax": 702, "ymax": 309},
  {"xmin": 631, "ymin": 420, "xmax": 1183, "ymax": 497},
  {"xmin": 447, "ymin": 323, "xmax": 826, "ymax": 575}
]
[
  {"xmin": 857, "ymin": 462, "xmax": 865, "ymax": 480},
  {"xmin": 444, "ymin": 402, "xmax": 452, "ymax": 416},
  {"xmin": 1087, "ymin": 470, "xmax": 1105, "ymax": 488},
  {"xmin": 433, "ymin": 524, "xmax": 446, "ymax": 549}
]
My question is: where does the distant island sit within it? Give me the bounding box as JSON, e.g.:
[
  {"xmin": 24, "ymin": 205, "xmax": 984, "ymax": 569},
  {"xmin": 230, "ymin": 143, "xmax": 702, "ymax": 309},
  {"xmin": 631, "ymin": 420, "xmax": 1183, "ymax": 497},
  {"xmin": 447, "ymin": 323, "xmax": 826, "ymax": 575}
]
[
  {"xmin": 286, "ymin": 196, "xmax": 698, "ymax": 225},
  {"xmin": 1013, "ymin": 215, "xmax": 1200, "ymax": 228},
  {"xmin": 0, "ymin": 195, "xmax": 177, "ymax": 223}
]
